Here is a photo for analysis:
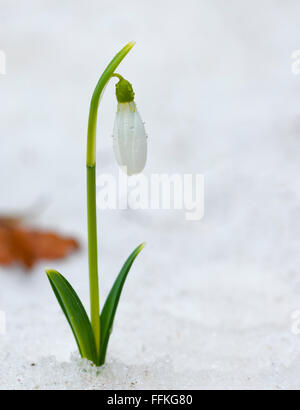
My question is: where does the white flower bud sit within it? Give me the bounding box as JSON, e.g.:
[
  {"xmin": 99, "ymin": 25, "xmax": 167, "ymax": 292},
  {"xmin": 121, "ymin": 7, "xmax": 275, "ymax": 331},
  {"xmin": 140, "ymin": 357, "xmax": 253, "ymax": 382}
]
[{"xmin": 113, "ymin": 101, "xmax": 147, "ymax": 176}]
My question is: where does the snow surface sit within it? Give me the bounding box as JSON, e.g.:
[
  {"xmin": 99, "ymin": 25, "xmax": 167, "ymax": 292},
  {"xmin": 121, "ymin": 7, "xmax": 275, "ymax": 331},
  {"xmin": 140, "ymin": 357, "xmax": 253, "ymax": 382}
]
[{"xmin": 1, "ymin": 0, "xmax": 300, "ymax": 390}]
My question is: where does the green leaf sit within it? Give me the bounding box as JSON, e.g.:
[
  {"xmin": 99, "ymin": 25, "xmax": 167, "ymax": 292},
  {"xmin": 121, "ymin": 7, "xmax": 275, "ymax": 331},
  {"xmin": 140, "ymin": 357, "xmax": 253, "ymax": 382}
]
[
  {"xmin": 99, "ymin": 243, "xmax": 145, "ymax": 365},
  {"xmin": 46, "ymin": 269, "xmax": 98, "ymax": 364}
]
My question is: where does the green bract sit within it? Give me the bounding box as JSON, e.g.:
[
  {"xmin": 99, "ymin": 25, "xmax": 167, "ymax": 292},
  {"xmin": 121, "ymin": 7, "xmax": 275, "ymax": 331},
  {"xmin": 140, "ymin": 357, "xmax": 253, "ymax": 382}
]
[
  {"xmin": 115, "ymin": 78, "xmax": 135, "ymax": 103},
  {"xmin": 46, "ymin": 42, "xmax": 145, "ymax": 367}
]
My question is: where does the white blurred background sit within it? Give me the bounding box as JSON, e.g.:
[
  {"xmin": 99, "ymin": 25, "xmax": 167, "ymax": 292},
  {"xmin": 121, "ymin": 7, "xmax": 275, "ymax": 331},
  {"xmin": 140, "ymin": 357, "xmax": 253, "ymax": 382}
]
[{"xmin": 1, "ymin": 0, "xmax": 300, "ymax": 389}]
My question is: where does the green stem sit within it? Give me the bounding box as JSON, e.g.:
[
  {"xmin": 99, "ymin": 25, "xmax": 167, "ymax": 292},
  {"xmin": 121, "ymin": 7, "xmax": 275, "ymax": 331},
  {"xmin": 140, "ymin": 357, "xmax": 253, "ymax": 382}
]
[
  {"xmin": 87, "ymin": 165, "xmax": 100, "ymax": 358},
  {"xmin": 86, "ymin": 41, "xmax": 135, "ymax": 361}
]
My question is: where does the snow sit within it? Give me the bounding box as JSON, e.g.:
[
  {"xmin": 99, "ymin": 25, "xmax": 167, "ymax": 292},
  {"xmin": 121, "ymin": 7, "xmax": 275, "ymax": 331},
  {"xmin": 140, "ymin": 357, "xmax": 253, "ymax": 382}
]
[{"xmin": 1, "ymin": 0, "xmax": 300, "ymax": 390}]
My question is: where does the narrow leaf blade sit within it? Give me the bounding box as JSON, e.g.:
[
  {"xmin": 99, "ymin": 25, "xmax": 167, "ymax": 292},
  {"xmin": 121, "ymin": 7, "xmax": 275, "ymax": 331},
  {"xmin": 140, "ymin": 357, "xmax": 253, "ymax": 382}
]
[
  {"xmin": 46, "ymin": 269, "xmax": 97, "ymax": 364},
  {"xmin": 99, "ymin": 243, "xmax": 145, "ymax": 365}
]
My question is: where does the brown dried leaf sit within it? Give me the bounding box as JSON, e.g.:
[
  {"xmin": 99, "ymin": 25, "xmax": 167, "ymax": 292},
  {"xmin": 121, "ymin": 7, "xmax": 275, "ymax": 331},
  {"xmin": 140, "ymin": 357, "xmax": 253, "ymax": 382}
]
[{"xmin": 0, "ymin": 217, "xmax": 79, "ymax": 270}]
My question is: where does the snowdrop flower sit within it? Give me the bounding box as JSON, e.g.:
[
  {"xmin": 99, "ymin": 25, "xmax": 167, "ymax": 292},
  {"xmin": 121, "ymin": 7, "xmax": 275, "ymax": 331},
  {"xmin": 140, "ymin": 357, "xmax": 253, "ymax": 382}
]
[
  {"xmin": 46, "ymin": 43, "xmax": 146, "ymax": 367},
  {"xmin": 112, "ymin": 77, "xmax": 147, "ymax": 176}
]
